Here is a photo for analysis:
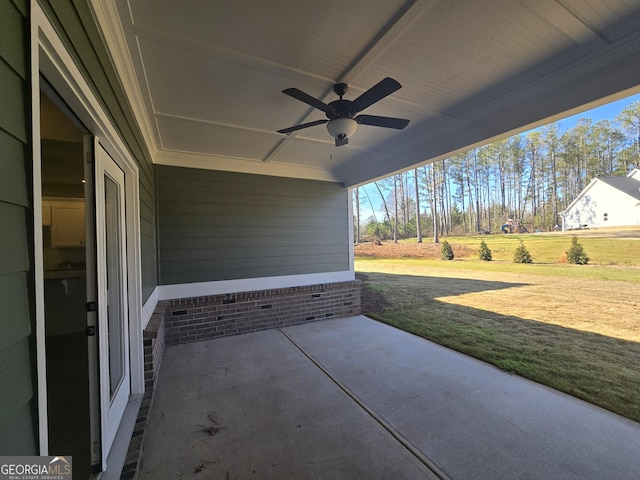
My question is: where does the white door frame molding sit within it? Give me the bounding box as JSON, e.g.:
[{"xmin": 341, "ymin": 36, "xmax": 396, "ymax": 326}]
[
  {"xmin": 31, "ymin": 1, "xmax": 144, "ymax": 457},
  {"xmin": 95, "ymin": 143, "xmax": 131, "ymax": 465}
]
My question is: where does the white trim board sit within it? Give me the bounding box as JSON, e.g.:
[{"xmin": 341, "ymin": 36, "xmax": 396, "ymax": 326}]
[
  {"xmin": 89, "ymin": 0, "xmax": 158, "ymax": 159},
  {"xmin": 141, "ymin": 287, "xmax": 159, "ymax": 330},
  {"xmin": 30, "ymin": 0, "xmax": 48, "ymax": 454},
  {"xmin": 157, "ymin": 271, "xmax": 356, "ymax": 301},
  {"xmin": 154, "ymin": 150, "xmax": 339, "ymax": 183}
]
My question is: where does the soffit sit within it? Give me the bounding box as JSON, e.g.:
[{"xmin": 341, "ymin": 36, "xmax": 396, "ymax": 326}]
[{"xmin": 95, "ymin": 0, "xmax": 640, "ymax": 186}]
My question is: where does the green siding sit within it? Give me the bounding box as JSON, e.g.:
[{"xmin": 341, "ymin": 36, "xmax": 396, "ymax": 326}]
[
  {"xmin": 157, "ymin": 166, "xmax": 350, "ymax": 285},
  {"xmin": 0, "ymin": 203, "xmax": 30, "ymax": 272},
  {"xmin": 0, "ymin": 273, "xmax": 31, "ymax": 353},
  {"xmin": 0, "ymin": 403, "xmax": 37, "ymax": 454},
  {"xmin": 0, "ymin": 0, "xmax": 27, "ymax": 78},
  {"xmin": 39, "ymin": 0, "xmax": 158, "ymax": 301},
  {"xmin": 0, "ymin": 60, "xmax": 28, "ymax": 142},
  {"xmin": 0, "ymin": 337, "xmax": 35, "ymax": 442},
  {"xmin": 0, "ymin": 133, "xmax": 29, "ymax": 206},
  {"xmin": 0, "ymin": 0, "xmax": 37, "ymax": 455}
]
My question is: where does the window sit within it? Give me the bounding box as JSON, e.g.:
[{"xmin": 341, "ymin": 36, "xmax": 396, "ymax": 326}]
[{"xmin": 604, "ymin": 213, "xmax": 608, "ymax": 221}]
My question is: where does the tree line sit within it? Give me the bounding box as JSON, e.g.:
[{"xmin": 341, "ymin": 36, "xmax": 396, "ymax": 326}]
[{"xmin": 354, "ymin": 101, "xmax": 640, "ymax": 242}]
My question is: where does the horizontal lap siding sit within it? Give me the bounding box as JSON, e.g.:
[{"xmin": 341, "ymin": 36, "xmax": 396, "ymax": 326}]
[
  {"xmin": 158, "ymin": 166, "xmax": 350, "ymax": 284},
  {"xmin": 39, "ymin": 0, "xmax": 158, "ymax": 301},
  {"xmin": 0, "ymin": 0, "xmax": 37, "ymax": 454}
]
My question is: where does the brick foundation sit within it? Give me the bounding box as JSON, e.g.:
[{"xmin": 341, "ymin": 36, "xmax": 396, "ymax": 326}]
[
  {"xmin": 142, "ymin": 304, "xmax": 166, "ymax": 391},
  {"xmin": 164, "ymin": 280, "xmax": 361, "ymax": 346},
  {"xmin": 120, "ymin": 301, "xmax": 166, "ymax": 480}
]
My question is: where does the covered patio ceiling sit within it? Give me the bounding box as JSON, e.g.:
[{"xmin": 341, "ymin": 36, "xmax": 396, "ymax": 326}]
[{"xmin": 93, "ymin": 0, "xmax": 640, "ymax": 187}]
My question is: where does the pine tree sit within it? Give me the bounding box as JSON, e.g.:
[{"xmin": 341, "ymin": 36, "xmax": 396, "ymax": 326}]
[
  {"xmin": 513, "ymin": 240, "xmax": 532, "ymax": 263},
  {"xmin": 479, "ymin": 240, "xmax": 492, "ymax": 261},
  {"xmin": 566, "ymin": 236, "xmax": 589, "ymax": 265},
  {"xmin": 441, "ymin": 240, "xmax": 454, "ymax": 260}
]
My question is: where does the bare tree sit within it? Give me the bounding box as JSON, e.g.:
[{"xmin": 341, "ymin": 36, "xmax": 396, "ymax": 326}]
[
  {"xmin": 616, "ymin": 101, "xmax": 640, "ymax": 169},
  {"xmin": 432, "ymin": 164, "xmax": 439, "ymax": 243},
  {"xmin": 414, "ymin": 168, "xmax": 422, "ymax": 242},
  {"xmin": 354, "ymin": 187, "xmax": 360, "ymax": 243},
  {"xmin": 374, "ymin": 181, "xmax": 393, "ymax": 238},
  {"xmin": 393, "ymin": 175, "xmax": 399, "ymax": 243}
]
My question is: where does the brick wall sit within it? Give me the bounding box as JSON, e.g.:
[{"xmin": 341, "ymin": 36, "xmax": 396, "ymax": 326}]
[
  {"xmin": 164, "ymin": 280, "xmax": 361, "ymax": 345},
  {"xmin": 121, "ymin": 301, "xmax": 167, "ymax": 480},
  {"xmin": 142, "ymin": 301, "xmax": 167, "ymax": 390}
]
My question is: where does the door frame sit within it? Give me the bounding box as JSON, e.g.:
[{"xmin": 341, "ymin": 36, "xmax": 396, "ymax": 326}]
[
  {"xmin": 95, "ymin": 143, "xmax": 131, "ymax": 462},
  {"xmin": 31, "ymin": 2, "xmax": 144, "ymax": 459}
]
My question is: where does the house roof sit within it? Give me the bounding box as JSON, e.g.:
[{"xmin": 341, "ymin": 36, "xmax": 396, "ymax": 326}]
[
  {"xmin": 91, "ymin": 0, "xmax": 640, "ymax": 187},
  {"xmin": 597, "ymin": 176, "xmax": 640, "ymax": 201},
  {"xmin": 560, "ymin": 174, "xmax": 640, "ymax": 215}
]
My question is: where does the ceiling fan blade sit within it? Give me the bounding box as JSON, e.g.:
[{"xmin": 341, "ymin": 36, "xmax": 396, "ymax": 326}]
[
  {"xmin": 277, "ymin": 119, "xmax": 328, "ymax": 134},
  {"xmin": 351, "ymin": 77, "xmax": 402, "ymax": 113},
  {"xmin": 282, "ymin": 88, "xmax": 334, "ymax": 114},
  {"xmin": 356, "ymin": 115, "xmax": 409, "ymax": 129}
]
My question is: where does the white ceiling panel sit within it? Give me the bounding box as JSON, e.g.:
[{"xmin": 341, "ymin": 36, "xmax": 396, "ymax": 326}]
[
  {"xmin": 156, "ymin": 116, "xmax": 281, "ymax": 160},
  {"xmin": 126, "ymin": 0, "xmax": 410, "ymax": 81},
  {"xmin": 96, "ymin": 0, "xmax": 640, "ymax": 187},
  {"xmin": 560, "ymin": 0, "xmax": 640, "ymax": 42},
  {"xmin": 135, "ymin": 31, "xmax": 329, "ymax": 131},
  {"xmin": 273, "ymin": 136, "xmax": 378, "ymax": 173},
  {"xmin": 270, "ymin": 138, "xmax": 344, "ymax": 170}
]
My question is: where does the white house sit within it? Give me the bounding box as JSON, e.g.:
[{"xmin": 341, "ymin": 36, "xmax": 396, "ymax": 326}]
[{"xmin": 560, "ymin": 169, "xmax": 640, "ymax": 230}]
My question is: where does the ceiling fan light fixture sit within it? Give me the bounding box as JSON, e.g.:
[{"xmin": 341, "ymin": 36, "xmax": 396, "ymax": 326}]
[{"xmin": 327, "ymin": 117, "xmax": 358, "ymax": 140}]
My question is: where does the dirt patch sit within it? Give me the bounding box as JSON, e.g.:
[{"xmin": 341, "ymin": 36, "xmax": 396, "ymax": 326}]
[{"xmin": 354, "ymin": 241, "xmax": 474, "ymax": 259}]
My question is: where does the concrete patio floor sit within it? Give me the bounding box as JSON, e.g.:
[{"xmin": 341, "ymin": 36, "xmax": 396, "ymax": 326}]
[{"xmin": 139, "ymin": 316, "xmax": 640, "ymax": 479}]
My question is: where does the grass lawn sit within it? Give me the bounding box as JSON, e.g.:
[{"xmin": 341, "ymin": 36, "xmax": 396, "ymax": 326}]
[{"xmin": 355, "ymin": 235, "xmax": 640, "ymax": 423}]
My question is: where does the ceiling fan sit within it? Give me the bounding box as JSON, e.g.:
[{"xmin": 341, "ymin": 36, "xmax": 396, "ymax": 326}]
[{"xmin": 277, "ymin": 77, "xmax": 410, "ymax": 146}]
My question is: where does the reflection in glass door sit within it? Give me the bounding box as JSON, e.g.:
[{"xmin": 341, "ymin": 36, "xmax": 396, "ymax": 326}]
[
  {"xmin": 104, "ymin": 174, "xmax": 125, "ymax": 399},
  {"xmin": 40, "ymin": 89, "xmax": 94, "ymax": 478}
]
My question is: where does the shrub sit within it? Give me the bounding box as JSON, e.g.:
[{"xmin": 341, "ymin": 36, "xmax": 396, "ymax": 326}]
[
  {"xmin": 513, "ymin": 240, "xmax": 532, "ymax": 263},
  {"xmin": 478, "ymin": 240, "xmax": 492, "ymax": 261},
  {"xmin": 566, "ymin": 236, "xmax": 589, "ymax": 265},
  {"xmin": 441, "ymin": 240, "xmax": 455, "ymax": 260}
]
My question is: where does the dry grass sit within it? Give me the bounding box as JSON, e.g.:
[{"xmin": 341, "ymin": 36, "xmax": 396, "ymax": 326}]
[{"xmin": 355, "ymin": 258, "xmax": 640, "ymax": 423}]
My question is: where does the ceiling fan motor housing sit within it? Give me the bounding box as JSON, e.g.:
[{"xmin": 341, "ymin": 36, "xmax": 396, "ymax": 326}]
[
  {"xmin": 333, "ymin": 82, "xmax": 349, "ymax": 98},
  {"xmin": 327, "ymin": 99, "xmax": 354, "ymax": 119}
]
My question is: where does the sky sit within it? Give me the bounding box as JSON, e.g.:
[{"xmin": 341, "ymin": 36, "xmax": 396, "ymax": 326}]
[
  {"xmin": 553, "ymin": 92, "xmax": 640, "ymax": 131},
  {"xmin": 356, "ymin": 92, "xmax": 640, "ymax": 222}
]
